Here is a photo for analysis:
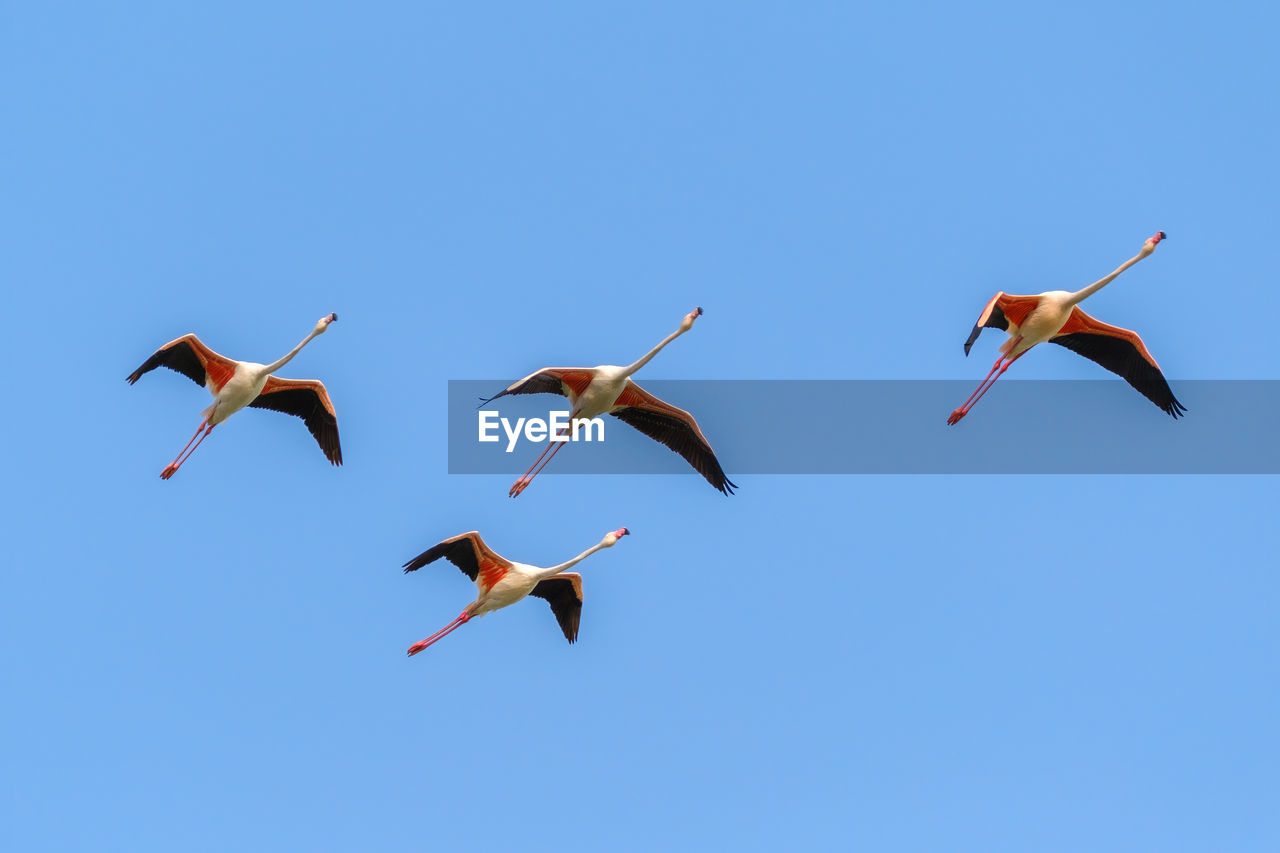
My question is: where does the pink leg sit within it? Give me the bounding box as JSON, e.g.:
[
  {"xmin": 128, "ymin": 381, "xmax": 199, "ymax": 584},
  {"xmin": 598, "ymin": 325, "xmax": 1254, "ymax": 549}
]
[
  {"xmin": 510, "ymin": 437, "xmax": 558, "ymax": 494},
  {"xmin": 509, "ymin": 426, "xmax": 572, "ymax": 498},
  {"xmin": 509, "ymin": 435, "xmax": 570, "ymax": 497},
  {"xmin": 948, "ymin": 346, "xmax": 1025, "ymax": 425},
  {"xmin": 160, "ymin": 422, "xmax": 215, "ymax": 479},
  {"xmin": 407, "ymin": 612, "xmax": 471, "ymax": 656},
  {"xmin": 958, "ymin": 337, "xmax": 1025, "ymax": 413},
  {"xmin": 947, "ymin": 360, "xmax": 1005, "ymax": 424},
  {"xmin": 956, "ymin": 355, "xmax": 1006, "ymax": 412},
  {"xmin": 165, "ymin": 421, "xmax": 206, "ymax": 465},
  {"xmin": 169, "ymin": 423, "xmax": 214, "ymax": 474}
]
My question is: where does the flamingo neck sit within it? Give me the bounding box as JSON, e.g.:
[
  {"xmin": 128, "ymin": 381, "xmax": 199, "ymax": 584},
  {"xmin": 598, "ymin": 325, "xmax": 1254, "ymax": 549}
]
[
  {"xmin": 1064, "ymin": 250, "xmax": 1151, "ymax": 307},
  {"xmin": 536, "ymin": 542, "xmax": 607, "ymax": 581},
  {"xmin": 262, "ymin": 330, "xmax": 320, "ymax": 375},
  {"xmin": 620, "ymin": 325, "xmax": 689, "ymax": 378}
]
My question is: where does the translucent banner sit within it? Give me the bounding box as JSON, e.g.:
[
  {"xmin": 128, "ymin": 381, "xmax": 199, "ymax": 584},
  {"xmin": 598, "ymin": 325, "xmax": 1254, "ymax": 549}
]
[{"xmin": 447, "ymin": 380, "xmax": 1279, "ymax": 474}]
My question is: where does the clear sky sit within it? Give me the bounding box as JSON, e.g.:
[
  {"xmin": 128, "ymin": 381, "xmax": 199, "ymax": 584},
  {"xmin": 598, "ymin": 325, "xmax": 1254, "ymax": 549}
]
[{"xmin": 3, "ymin": 2, "xmax": 1278, "ymax": 851}]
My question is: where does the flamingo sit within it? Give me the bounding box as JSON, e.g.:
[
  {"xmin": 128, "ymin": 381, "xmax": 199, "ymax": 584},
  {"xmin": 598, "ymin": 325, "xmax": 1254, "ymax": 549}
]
[
  {"xmin": 483, "ymin": 307, "xmax": 736, "ymax": 497},
  {"xmin": 949, "ymin": 231, "xmax": 1185, "ymax": 424},
  {"xmin": 127, "ymin": 314, "xmax": 342, "ymax": 478},
  {"xmin": 403, "ymin": 528, "xmax": 629, "ymax": 654}
]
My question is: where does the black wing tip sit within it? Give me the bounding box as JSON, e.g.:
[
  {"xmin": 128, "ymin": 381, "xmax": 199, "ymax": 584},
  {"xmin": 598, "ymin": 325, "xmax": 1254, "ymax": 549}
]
[
  {"xmin": 402, "ymin": 548, "xmax": 437, "ymax": 573},
  {"xmin": 963, "ymin": 323, "xmax": 984, "ymax": 356},
  {"xmin": 126, "ymin": 361, "xmax": 154, "ymax": 384},
  {"xmin": 1165, "ymin": 398, "xmax": 1188, "ymax": 419},
  {"xmin": 402, "ymin": 540, "xmax": 467, "ymax": 576},
  {"xmin": 718, "ymin": 476, "xmax": 738, "ymax": 495}
]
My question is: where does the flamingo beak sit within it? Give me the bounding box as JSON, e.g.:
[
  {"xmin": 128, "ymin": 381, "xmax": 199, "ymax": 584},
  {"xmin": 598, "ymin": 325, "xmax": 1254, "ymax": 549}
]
[
  {"xmin": 615, "ymin": 527, "xmax": 630, "ymax": 538},
  {"xmin": 328, "ymin": 312, "xmax": 339, "ymax": 322}
]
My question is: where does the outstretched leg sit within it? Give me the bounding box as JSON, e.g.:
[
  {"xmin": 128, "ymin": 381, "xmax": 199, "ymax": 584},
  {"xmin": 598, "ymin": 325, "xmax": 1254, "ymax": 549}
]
[
  {"xmin": 509, "ymin": 435, "xmax": 559, "ymax": 497},
  {"xmin": 953, "ymin": 356, "xmax": 1006, "ymax": 415},
  {"xmin": 160, "ymin": 422, "xmax": 215, "ymax": 479},
  {"xmin": 509, "ymin": 424, "xmax": 573, "ymax": 497},
  {"xmin": 407, "ymin": 612, "xmax": 471, "ymax": 656},
  {"xmin": 948, "ymin": 342, "xmax": 1025, "ymax": 425}
]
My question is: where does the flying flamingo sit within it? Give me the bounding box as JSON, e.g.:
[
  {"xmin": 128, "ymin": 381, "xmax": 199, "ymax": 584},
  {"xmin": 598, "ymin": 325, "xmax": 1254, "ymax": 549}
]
[
  {"xmin": 949, "ymin": 231, "xmax": 1185, "ymax": 424},
  {"xmin": 127, "ymin": 314, "xmax": 342, "ymax": 478},
  {"xmin": 483, "ymin": 307, "xmax": 736, "ymax": 497},
  {"xmin": 403, "ymin": 528, "xmax": 629, "ymax": 655}
]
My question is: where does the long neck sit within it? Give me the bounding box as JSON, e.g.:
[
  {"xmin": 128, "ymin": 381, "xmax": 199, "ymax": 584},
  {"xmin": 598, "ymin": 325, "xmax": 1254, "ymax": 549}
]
[
  {"xmin": 262, "ymin": 329, "xmax": 320, "ymax": 374},
  {"xmin": 536, "ymin": 542, "xmax": 607, "ymax": 581},
  {"xmin": 621, "ymin": 324, "xmax": 689, "ymax": 377},
  {"xmin": 1064, "ymin": 250, "xmax": 1152, "ymax": 307}
]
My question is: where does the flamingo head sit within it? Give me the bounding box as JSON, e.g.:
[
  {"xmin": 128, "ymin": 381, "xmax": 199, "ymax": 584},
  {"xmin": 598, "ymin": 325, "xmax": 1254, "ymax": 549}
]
[
  {"xmin": 316, "ymin": 312, "xmax": 338, "ymax": 334},
  {"xmin": 1142, "ymin": 231, "xmax": 1166, "ymax": 255},
  {"xmin": 604, "ymin": 527, "xmax": 630, "ymax": 545},
  {"xmin": 681, "ymin": 307, "xmax": 703, "ymax": 331}
]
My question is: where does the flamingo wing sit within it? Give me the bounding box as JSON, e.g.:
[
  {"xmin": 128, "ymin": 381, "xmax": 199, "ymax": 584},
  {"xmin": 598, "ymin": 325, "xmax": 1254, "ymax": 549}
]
[
  {"xmin": 610, "ymin": 381, "xmax": 736, "ymax": 495},
  {"xmin": 403, "ymin": 531, "xmax": 513, "ymax": 591},
  {"xmin": 126, "ymin": 334, "xmax": 238, "ymax": 390},
  {"xmin": 1050, "ymin": 307, "xmax": 1186, "ymax": 418},
  {"xmin": 479, "ymin": 368, "xmax": 596, "ymax": 406},
  {"xmin": 247, "ymin": 377, "xmax": 343, "ymax": 464},
  {"xmin": 529, "ymin": 573, "xmax": 584, "ymax": 644},
  {"xmin": 962, "ymin": 293, "xmax": 1041, "ymax": 355}
]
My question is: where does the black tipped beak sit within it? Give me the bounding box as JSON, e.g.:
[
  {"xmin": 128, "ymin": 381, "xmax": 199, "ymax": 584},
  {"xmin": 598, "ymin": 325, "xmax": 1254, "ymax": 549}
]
[
  {"xmin": 694, "ymin": 307, "xmax": 703, "ymax": 316},
  {"xmin": 1157, "ymin": 231, "xmax": 1166, "ymax": 240},
  {"xmin": 329, "ymin": 312, "xmax": 339, "ymax": 322},
  {"xmin": 621, "ymin": 527, "xmax": 630, "ymax": 536}
]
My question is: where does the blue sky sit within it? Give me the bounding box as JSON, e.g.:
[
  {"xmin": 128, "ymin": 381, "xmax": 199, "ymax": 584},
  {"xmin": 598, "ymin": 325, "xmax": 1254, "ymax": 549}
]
[{"xmin": 3, "ymin": 2, "xmax": 1278, "ymax": 850}]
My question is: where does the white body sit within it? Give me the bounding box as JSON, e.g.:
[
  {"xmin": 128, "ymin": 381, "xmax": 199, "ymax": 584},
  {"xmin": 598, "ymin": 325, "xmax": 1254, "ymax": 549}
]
[
  {"xmin": 547, "ymin": 309, "xmax": 700, "ymax": 420},
  {"xmin": 1002, "ymin": 236, "xmax": 1162, "ymax": 358},
  {"xmin": 573, "ymin": 367, "xmax": 634, "ymax": 418},
  {"xmin": 466, "ymin": 531, "xmax": 623, "ymax": 616},
  {"xmin": 1002, "ymin": 292, "xmax": 1075, "ymax": 357},
  {"xmin": 203, "ymin": 363, "xmax": 272, "ymax": 424},
  {"xmin": 199, "ymin": 316, "xmax": 336, "ymax": 424},
  {"xmin": 472, "ymin": 562, "xmax": 542, "ymax": 616}
]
